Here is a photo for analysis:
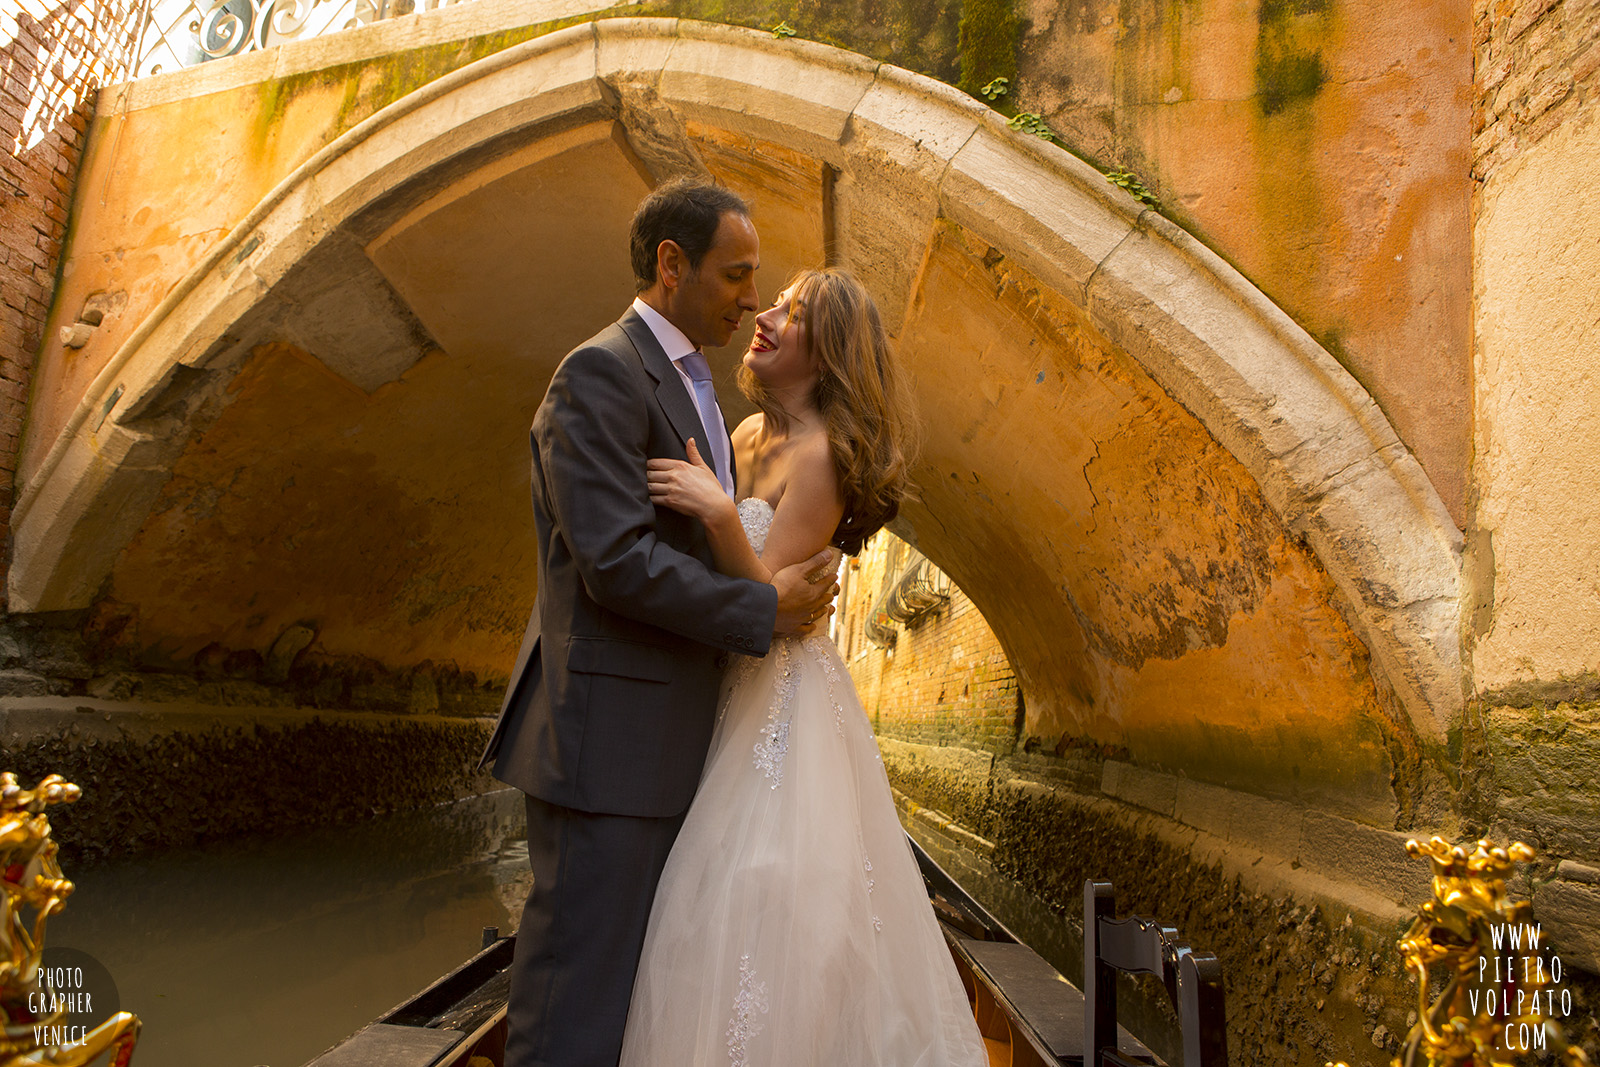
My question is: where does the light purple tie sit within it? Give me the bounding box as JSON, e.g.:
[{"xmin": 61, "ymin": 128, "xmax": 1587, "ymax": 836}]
[{"xmin": 679, "ymin": 351, "xmax": 734, "ymax": 496}]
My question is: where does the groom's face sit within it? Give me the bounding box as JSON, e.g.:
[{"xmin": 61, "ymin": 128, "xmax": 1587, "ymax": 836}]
[{"xmin": 672, "ymin": 211, "xmax": 761, "ymax": 349}]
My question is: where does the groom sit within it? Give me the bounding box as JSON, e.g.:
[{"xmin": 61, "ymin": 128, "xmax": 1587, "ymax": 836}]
[{"xmin": 478, "ymin": 178, "xmax": 840, "ymax": 1066}]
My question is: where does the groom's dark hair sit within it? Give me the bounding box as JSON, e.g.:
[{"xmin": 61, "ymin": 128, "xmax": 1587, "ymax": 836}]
[{"xmin": 630, "ymin": 178, "xmax": 751, "ymax": 292}]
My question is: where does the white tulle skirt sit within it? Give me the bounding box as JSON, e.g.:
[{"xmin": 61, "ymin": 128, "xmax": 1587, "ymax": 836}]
[{"xmin": 619, "ymin": 635, "xmax": 989, "ymax": 1067}]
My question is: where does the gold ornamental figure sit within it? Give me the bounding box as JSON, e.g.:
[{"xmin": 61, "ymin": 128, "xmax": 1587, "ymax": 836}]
[
  {"xmin": 1329, "ymin": 836, "xmax": 1590, "ymax": 1067},
  {"xmin": 0, "ymin": 773, "xmax": 140, "ymax": 1067}
]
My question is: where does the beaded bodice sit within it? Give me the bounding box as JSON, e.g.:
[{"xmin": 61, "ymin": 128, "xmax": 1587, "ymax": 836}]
[{"xmin": 737, "ymin": 497, "xmax": 775, "ymax": 556}]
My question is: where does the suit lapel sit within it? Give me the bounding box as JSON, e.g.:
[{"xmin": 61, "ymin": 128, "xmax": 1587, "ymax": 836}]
[{"xmin": 619, "ymin": 307, "xmax": 725, "ymax": 462}]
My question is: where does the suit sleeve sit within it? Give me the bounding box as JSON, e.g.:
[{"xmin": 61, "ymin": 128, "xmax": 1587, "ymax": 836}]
[{"xmin": 536, "ymin": 344, "xmax": 778, "ymax": 654}]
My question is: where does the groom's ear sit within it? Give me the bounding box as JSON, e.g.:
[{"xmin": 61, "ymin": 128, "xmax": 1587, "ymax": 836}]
[{"xmin": 656, "ymin": 239, "xmax": 686, "ymax": 290}]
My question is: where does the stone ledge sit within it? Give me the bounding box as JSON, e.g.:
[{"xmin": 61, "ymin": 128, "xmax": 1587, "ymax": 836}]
[
  {"xmin": 1098, "ymin": 757, "xmax": 1429, "ymax": 904},
  {"xmin": 893, "ymin": 787, "xmax": 996, "ymax": 858},
  {"xmin": 1101, "ymin": 759, "xmax": 1177, "ymax": 817},
  {"xmin": 104, "ymin": 0, "xmax": 629, "ymax": 112},
  {"xmin": 1534, "ymin": 879, "xmax": 1600, "ymax": 976},
  {"xmin": 995, "ymin": 774, "xmax": 1414, "ymax": 929},
  {"xmin": 892, "ymin": 740, "xmax": 1437, "ymax": 920},
  {"xmin": 1296, "ymin": 810, "xmax": 1435, "ymax": 910},
  {"xmin": 3, "ymin": 697, "xmax": 499, "ymax": 863},
  {"xmin": 0, "ymin": 694, "xmax": 494, "ymax": 745},
  {"xmin": 1173, "ymin": 774, "xmax": 1306, "ymax": 860}
]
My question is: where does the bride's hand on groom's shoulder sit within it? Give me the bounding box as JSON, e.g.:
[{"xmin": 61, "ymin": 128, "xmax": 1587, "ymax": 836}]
[{"xmin": 647, "ymin": 439, "xmax": 734, "ymax": 526}]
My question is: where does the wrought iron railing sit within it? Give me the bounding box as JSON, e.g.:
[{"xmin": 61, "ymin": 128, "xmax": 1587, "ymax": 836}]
[{"xmin": 132, "ymin": 0, "xmax": 477, "ymax": 78}]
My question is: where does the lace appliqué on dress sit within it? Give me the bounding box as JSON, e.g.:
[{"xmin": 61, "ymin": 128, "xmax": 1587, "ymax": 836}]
[
  {"xmin": 752, "ymin": 643, "xmax": 799, "ymax": 788},
  {"xmin": 733, "ymin": 498, "xmax": 806, "ymax": 789},
  {"xmin": 753, "ymin": 720, "xmax": 790, "ymax": 788},
  {"xmin": 726, "ymin": 954, "xmax": 770, "ymax": 1066},
  {"xmin": 808, "ymin": 636, "xmax": 848, "ymax": 737},
  {"xmin": 716, "ymin": 500, "xmax": 777, "ymax": 726},
  {"xmin": 865, "ymin": 855, "xmax": 882, "ymax": 931}
]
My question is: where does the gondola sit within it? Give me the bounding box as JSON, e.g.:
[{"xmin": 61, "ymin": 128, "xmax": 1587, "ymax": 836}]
[{"xmin": 304, "ymin": 835, "xmax": 1158, "ymax": 1067}]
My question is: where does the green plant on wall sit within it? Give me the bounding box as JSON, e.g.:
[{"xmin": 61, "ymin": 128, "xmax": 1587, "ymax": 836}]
[
  {"xmin": 1105, "ymin": 168, "xmax": 1159, "ymax": 208},
  {"xmin": 771, "ymin": 20, "xmax": 796, "ymax": 38},
  {"xmin": 1008, "ymin": 111, "xmax": 1057, "ymax": 143},
  {"xmin": 980, "ymin": 76, "xmax": 1009, "ymax": 100},
  {"xmin": 957, "ymin": 0, "xmax": 1019, "ymax": 100}
]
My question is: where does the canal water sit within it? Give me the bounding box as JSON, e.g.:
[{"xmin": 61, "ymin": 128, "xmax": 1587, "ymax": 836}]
[{"xmin": 46, "ymin": 787, "xmax": 530, "ymax": 1067}]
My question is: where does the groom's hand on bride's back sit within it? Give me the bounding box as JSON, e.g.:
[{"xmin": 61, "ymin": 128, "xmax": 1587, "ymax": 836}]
[{"xmin": 772, "ymin": 547, "xmax": 842, "ymax": 635}]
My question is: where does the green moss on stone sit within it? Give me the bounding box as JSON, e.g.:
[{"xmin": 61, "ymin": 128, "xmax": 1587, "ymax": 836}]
[
  {"xmin": 644, "ymin": 0, "xmax": 964, "ymax": 82},
  {"xmin": 1256, "ymin": 49, "xmax": 1324, "ymax": 115},
  {"xmin": 1480, "ymin": 671, "xmax": 1600, "ymax": 710},
  {"xmin": 1481, "ymin": 699, "xmax": 1600, "ymax": 856},
  {"xmin": 1253, "ymin": 0, "xmax": 1331, "ymax": 116},
  {"xmin": 232, "ymin": 1, "xmax": 979, "ymax": 162},
  {"xmin": 247, "ymin": 22, "xmax": 553, "ymax": 150},
  {"xmin": 957, "ymin": 0, "xmax": 1019, "ymax": 99}
]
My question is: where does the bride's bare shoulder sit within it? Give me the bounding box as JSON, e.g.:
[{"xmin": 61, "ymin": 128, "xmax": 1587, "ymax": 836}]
[
  {"xmin": 783, "ymin": 430, "xmax": 842, "ymax": 499},
  {"xmin": 732, "ymin": 413, "xmax": 764, "ymax": 445}
]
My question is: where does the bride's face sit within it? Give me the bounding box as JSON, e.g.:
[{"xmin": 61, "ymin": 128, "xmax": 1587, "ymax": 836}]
[{"xmin": 744, "ymin": 284, "xmax": 817, "ymax": 391}]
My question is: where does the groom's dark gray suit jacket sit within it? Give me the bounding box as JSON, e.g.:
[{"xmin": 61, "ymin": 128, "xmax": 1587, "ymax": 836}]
[{"xmin": 478, "ymin": 307, "xmax": 778, "ymax": 818}]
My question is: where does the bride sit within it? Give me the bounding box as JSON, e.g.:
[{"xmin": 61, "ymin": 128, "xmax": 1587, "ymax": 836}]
[{"xmin": 625, "ymin": 268, "xmax": 989, "ymax": 1066}]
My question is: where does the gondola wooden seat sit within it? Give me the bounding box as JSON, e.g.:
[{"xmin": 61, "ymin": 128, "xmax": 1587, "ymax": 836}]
[
  {"xmin": 915, "ymin": 839, "xmax": 1155, "ymax": 1066},
  {"xmin": 1084, "ymin": 880, "xmax": 1227, "ymax": 1067}
]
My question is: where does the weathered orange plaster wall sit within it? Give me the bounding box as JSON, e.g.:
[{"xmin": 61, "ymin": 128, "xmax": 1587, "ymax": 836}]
[
  {"xmin": 23, "ymin": 35, "xmax": 543, "ymax": 486},
  {"xmin": 101, "ymin": 129, "xmax": 651, "ymax": 677},
  {"xmin": 894, "ymin": 220, "xmax": 1397, "ymax": 815},
  {"xmin": 97, "ymin": 122, "xmax": 831, "ymax": 681},
  {"xmin": 26, "ymin": 83, "xmax": 343, "ymax": 483},
  {"xmin": 1018, "ymin": 0, "xmax": 1473, "ymax": 523},
  {"xmin": 106, "ymin": 340, "xmax": 541, "ymax": 675}
]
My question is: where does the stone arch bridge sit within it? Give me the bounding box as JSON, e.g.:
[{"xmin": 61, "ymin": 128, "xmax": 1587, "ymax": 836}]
[
  {"xmin": 19, "ymin": 0, "xmax": 1600, "ymax": 1059},
  {"xmin": 14, "ymin": 15, "xmax": 1468, "ymax": 821}
]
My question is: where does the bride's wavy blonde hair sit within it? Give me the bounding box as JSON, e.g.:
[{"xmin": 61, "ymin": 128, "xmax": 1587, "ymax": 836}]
[{"xmin": 738, "ymin": 268, "xmax": 916, "ymax": 555}]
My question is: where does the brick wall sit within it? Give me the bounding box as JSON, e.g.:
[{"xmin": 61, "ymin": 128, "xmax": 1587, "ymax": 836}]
[
  {"xmin": 1474, "ymin": 0, "xmax": 1600, "ymax": 179},
  {"xmin": 0, "ymin": 0, "xmax": 143, "ymax": 600},
  {"xmin": 839, "ymin": 532, "xmax": 1021, "ymax": 756}
]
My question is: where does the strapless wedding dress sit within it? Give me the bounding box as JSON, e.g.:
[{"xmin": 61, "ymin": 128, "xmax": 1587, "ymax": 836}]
[{"xmin": 618, "ymin": 497, "xmax": 988, "ymax": 1067}]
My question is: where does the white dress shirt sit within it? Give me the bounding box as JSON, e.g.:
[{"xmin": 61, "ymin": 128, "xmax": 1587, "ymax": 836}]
[{"xmin": 631, "ymin": 297, "xmax": 736, "ymax": 497}]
